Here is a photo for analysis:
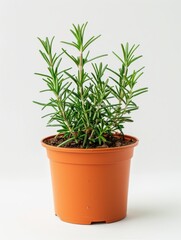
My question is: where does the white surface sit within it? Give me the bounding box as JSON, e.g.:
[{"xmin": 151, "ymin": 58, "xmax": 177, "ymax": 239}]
[
  {"xmin": 1, "ymin": 173, "xmax": 181, "ymax": 240},
  {"xmin": 0, "ymin": 0, "xmax": 181, "ymax": 239}
]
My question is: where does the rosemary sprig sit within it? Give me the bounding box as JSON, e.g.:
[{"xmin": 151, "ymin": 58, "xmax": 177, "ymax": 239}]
[{"xmin": 34, "ymin": 23, "xmax": 148, "ymax": 148}]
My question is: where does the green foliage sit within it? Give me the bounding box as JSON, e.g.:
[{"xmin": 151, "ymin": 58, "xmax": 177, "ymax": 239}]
[{"xmin": 34, "ymin": 22, "xmax": 148, "ymax": 148}]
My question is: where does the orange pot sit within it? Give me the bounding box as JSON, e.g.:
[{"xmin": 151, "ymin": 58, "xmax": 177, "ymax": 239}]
[{"xmin": 42, "ymin": 135, "xmax": 138, "ymax": 224}]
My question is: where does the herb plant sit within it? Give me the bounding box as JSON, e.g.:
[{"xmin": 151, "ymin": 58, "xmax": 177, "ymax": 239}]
[{"xmin": 34, "ymin": 22, "xmax": 148, "ymax": 148}]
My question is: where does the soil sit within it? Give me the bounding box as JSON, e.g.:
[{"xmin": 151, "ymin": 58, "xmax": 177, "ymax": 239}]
[{"xmin": 43, "ymin": 133, "xmax": 136, "ymax": 148}]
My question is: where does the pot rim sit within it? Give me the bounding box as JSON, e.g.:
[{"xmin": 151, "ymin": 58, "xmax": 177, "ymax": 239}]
[{"xmin": 41, "ymin": 134, "xmax": 139, "ymax": 153}]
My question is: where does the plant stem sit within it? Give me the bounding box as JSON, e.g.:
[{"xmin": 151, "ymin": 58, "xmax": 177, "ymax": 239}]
[
  {"xmin": 79, "ymin": 48, "xmax": 83, "ymax": 79},
  {"xmin": 55, "ymin": 94, "xmax": 75, "ymax": 138},
  {"xmin": 78, "ymin": 47, "xmax": 90, "ymax": 130},
  {"xmin": 114, "ymin": 65, "xmax": 128, "ymax": 129},
  {"xmin": 48, "ymin": 52, "xmax": 76, "ymax": 140}
]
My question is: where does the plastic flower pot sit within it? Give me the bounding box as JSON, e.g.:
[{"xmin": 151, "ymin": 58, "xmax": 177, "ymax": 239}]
[{"xmin": 42, "ymin": 135, "xmax": 138, "ymax": 224}]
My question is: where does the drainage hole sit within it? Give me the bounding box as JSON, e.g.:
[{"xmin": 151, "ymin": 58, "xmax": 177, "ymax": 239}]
[{"xmin": 91, "ymin": 221, "xmax": 106, "ymax": 225}]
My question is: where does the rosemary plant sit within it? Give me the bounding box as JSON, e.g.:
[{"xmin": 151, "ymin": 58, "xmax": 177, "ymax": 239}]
[{"xmin": 34, "ymin": 22, "xmax": 148, "ymax": 148}]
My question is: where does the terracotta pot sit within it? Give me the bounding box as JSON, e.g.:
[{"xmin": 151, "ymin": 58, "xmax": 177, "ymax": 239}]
[{"xmin": 42, "ymin": 135, "xmax": 138, "ymax": 224}]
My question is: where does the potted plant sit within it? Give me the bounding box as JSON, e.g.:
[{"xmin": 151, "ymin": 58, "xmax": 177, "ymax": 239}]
[{"xmin": 34, "ymin": 22, "xmax": 148, "ymax": 224}]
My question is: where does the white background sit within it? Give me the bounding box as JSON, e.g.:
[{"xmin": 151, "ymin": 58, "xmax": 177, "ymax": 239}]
[{"xmin": 0, "ymin": 0, "xmax": 181, "ymax": 239}]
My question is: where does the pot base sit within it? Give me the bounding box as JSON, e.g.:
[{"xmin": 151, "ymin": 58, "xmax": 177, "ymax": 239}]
[{"xmin": 56, "ymin": 215, "xmax": 126, "ymax": 225}]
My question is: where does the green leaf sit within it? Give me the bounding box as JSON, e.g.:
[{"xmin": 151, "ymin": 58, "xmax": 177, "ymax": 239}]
[
  {"xmin": 121, "ymin": 44, "xmax": 126, "ymax": 62},
  {"xmin": 70, "ymin": 29, "xmax": 79, "ymax": 41},
  {"xmin": 47, "ymin": 124, "xmax": 61, "ymax": 127},
  {"xmin": 57, "ymin": 137, "xmax": 75, "ymax": 147},
  {"xmin": 86, "ymin": 54, "xmax": 108, "ymax": 63},
  {"xmin": 129, "ymin": 55, "xmax": 142, "ymax": 65},
  {"xmin": 37, "ymin": 37, "xmax": 48, "ymax": 52},
  {"xmin": 112, "ymin": 51, "xmax": 124, "ymax": 65},
  {"xmin": 64, "ymin": 71, "xmax": 78, "ymax": 84},
  {"xmin": 61, "ymin": 41, "xmax": 79, "ymax": 49},
  {"xmin": 35, "ymin": 72, "xmax": 52, "ymax": 79},
  {"xmin": 83, "ymin": 35, "xmax": 101, "ymax": 51},
  {"xmin": 132, "ymin": 88, "xmax": 148, "ymax": 97},
  {"xmin": 107, "ymin": 67, "xmax": 121, "ymax": 78},
  {"xmin": 40, "ymin": 89, "xmax": 51, "ymax": 93},
  {"xmin": 50, "ymin": 36, "xmax": 55, "ymax": 49},
  {"xmin": 109, "ymin": 76, "xmax": 120, "ymax": 86},
  {"xmin": 33, "ymin": 100, "xmax": 46, "ymax": 106},
  {"xmin": 41, "ymin": 112, "xmax": 55, "ymax": 118},
  {"xmin": 39, "ymin": 50, "xmax": 50, "ymax": 65},
  {"xmin": 81, "ymin": 22, "xmax": 88, "ymax": 38},
  {"xmin": 128, "ymin": 44, "xmax": 140, "ymax": 58},
  {"xmin": 62, "ymin": 48, "xmax": 78, "ymax": 65}
]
